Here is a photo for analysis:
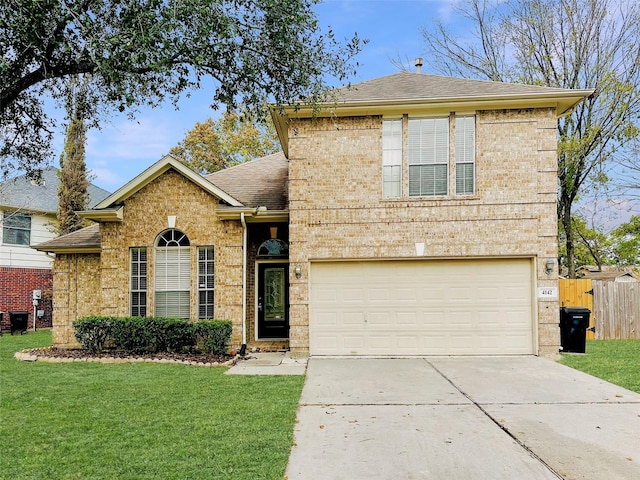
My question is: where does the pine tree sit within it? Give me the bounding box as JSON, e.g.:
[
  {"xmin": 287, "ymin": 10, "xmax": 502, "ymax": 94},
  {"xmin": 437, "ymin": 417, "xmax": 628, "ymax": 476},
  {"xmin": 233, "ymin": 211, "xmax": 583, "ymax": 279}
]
[{"xmin": 57, "ymin": 76, "xmax": 89, "ymax": 235}]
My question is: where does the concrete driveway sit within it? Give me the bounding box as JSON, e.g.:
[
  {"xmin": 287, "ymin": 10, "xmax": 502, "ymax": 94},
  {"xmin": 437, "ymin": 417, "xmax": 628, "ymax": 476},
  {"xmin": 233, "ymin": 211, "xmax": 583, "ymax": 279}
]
[{"xmin": 285, "ymin": 357, "xmax": 640, "ymax": 480}]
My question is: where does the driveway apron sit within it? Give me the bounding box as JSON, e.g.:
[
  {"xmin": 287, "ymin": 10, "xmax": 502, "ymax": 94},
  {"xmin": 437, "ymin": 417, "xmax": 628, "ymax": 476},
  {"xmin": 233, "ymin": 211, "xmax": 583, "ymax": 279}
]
[{"xmin": 285, "ymin": 357, "xmax": 640, "ymax": 480}]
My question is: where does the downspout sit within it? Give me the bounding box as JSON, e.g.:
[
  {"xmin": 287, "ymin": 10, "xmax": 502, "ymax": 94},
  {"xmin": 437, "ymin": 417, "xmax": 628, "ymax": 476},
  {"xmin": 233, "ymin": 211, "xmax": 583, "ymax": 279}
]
[{"xmin": 240, "ymin": 213, "xmax": 247, "ymax": 355}]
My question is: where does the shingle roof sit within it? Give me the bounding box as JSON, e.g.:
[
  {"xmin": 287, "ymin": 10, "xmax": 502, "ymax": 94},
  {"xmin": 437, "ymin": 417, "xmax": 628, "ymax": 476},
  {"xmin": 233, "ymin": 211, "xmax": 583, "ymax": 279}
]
[
  {"xmin": 0, "ymin": 167, "xmax": 111, "ymax": 213},
  {"xmin": 204, "ymin": 152, "xmax": 288, "ymax": 210},
  {"xmin": 335, "ymin": 72, "xmax": 583, "ymax": 104},
  {"xmin": 33, "ymin": 223, "xmax": 101, "ymax": 252}
]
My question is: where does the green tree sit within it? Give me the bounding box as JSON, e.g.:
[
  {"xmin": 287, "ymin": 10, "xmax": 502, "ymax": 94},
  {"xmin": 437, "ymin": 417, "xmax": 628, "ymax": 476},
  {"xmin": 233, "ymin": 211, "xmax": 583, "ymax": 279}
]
[
  {"xmin": 611, "ymin": 215, "xmax": 640, "ymax": 266},
  {"xmin": 1, "ymin": 0, "xmax": 364, "ymax": 179},
  {"xmin": 569, "ymin": 216, "xmax": 613, "ymax": 271},
  {"xmin": 420, "ymin": 0, "xmax": 640, "ymax": 277},
  {"xmin": 170, "ymin": 108, "xmax": 280, "ymax": 174},
  {"xmin": 57, "ymin": 76, "xmax": 91, "ymax": 236},
  {"xmin": 616, "ymin": 139, "xmax": 640, "ymax": 199}
]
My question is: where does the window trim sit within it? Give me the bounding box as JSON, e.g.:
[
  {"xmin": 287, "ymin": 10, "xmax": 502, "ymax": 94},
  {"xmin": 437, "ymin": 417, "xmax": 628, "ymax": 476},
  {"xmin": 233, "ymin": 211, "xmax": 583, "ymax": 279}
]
[
  {"xmin": 382, "ymin": 118, "xmax": 403, "ymax": 198},
  {"xmin": 130, "ymin": 247, "xmax": 148, "ymax": 317},
  {"xmin": 408, "ymin": 117, "xmax": 450, "ymax": 197},
  {"xmin": 381, "ymin": 114, "xmax": 476, "ymax": 200},
  {"xmin": 197, "ymin": 246, "xmax": 215, "ymax": 320},
  {"xmin": 2, "ymin": 211, "xmax": 32, "ymax": 246},
  {"xmin": 455, "ymin": 115, "xmax": 476, "ymax": 196},
  {"xmin": 154, "ymin": 229, "xmax": 191, "ymax": 319}
]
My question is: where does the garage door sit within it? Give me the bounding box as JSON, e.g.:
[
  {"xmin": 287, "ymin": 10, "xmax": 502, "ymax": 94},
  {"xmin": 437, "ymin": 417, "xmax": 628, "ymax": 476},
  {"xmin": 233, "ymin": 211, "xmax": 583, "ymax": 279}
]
[{"xmin": 310, "ymin": 259, "xmax": 534, "ymax": 356}]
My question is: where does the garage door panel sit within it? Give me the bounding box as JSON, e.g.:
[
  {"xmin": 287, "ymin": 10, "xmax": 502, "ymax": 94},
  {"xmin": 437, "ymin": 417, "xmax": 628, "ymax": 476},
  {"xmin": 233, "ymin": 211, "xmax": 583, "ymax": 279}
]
[{"xmin": 310, "ymin": 259, "xmax": 534, "ymax": 356}]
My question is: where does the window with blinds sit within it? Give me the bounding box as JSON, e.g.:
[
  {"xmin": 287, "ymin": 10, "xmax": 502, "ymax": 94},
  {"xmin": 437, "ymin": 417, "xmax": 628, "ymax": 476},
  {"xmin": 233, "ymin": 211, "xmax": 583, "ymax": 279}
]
[
  {"xmin": 198, "ymin": 246, "xmax": 214, "ymax": 319},
  {"xmin": 3, "ymin": 211, "xmax": 31, "ymax": 245},
  {"xmin": 381, "ymin": 115, "xmax": 475, "ymax": 199},
  {"xmin": 455, "ymin": 116, "xmax": 476, "ymax": 195},
  {"xmin": 382, "ymin": 119, "xmax": 403, "ymax": 198},
  {"xmin": 408, "ymin": 118, "xmax": 449, "ymax": 196},
  {"xmin": 130, "ymin": 247, "xmax": 147, "ymax": 317},
  {"xmin": 154, "ymin": 230, "xmax": 191, "ymax": 319}
]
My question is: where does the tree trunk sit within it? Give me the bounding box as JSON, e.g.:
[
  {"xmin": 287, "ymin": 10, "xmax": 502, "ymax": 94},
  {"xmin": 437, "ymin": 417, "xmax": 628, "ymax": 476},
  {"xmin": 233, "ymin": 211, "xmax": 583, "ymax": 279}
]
[{"xmin": 560, "ymin": 194, "xmax": 576, "ymax": 278}]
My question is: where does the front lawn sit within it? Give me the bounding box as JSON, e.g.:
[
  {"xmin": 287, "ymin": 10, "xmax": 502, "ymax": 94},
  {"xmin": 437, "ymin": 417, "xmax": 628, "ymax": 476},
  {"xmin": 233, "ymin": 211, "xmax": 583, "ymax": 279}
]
[
  {"xmin": 559, "ymin": 339, "xmax": 640, "ymax": 394},
  {"xmin": 0, "ymin": 331, "xmax": 304, "ymax": 479}
]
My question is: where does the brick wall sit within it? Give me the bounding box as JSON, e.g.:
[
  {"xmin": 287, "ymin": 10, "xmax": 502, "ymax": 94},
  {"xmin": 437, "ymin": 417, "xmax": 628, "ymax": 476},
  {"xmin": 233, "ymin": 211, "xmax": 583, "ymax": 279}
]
[
  {"xmin": 50, "ymin": 170, "xmax": 245, "ymax": 349},
  {"xmin": 287, "ymin": 109, "xmax": 560, "ymax": 357},
  {"xmin": 0, "ymin": 266, "xmax": 53, "ymax": 332}
]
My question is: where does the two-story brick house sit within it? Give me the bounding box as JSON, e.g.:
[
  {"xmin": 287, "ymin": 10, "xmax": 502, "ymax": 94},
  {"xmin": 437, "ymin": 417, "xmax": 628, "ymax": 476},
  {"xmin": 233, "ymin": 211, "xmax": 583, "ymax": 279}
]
[{"xmin": 35, "ymin": 72, "xmax": 592, "ymax": 358}]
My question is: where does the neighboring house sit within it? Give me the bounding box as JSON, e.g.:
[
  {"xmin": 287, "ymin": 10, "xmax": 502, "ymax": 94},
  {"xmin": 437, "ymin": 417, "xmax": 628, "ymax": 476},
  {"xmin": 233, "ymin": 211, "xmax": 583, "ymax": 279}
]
[
  {"xmin": 35, "ymin": 72, "xmax": 592, "ymax": 358},
  {"xmin": 0, "ymin": 168, "xmax": 110, "ymax": 332},
  {"xmin": 581, "ymin": 272, "xmax": 638, "ymax": 283},
  {"xmin": 576, "ymin": 265, "xmax": 639, "ymax": 282}
]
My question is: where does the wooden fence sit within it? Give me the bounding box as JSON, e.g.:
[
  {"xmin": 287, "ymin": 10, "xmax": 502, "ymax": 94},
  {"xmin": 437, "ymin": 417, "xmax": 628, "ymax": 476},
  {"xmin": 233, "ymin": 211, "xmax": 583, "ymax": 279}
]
[
  {"xmin": 559, "ymin": 279, "xmax": 640, "ymax": 340},
  {"xmin": 592, "ymin": 281, "xmax": 640, "ymax": 340},
  {"xmin": 559, "ymin": 279, "xmax": 594, "ymax": 339}
]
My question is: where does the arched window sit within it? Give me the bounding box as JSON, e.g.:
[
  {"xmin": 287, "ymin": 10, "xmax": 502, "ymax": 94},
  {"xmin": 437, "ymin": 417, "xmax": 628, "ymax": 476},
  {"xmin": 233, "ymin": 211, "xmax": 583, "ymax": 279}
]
[
  {"xmin": 257, "ymin": 238, "xmax": 289, "ymax": 257},
  {"xmin": 155, "ymin": 229, "xmax": 190, "ymax": 319}
]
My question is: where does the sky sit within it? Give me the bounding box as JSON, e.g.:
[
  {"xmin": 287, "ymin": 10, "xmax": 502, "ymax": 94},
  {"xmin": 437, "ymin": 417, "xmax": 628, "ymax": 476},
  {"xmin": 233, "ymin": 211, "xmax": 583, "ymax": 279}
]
[
  {"xmin": 44, "ymin": 0, "xmax": 637, "ymax": 227},
  {"xmin": 49, "ymin": 0, "xmax": 454, "ymax": 191}
]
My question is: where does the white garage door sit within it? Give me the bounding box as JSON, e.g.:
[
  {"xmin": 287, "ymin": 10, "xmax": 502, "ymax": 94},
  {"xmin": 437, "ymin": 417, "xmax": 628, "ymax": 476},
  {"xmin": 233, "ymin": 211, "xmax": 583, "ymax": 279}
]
[{"xmin": 310, "ymin": 259, "xmax": 534, "ymax": 356}]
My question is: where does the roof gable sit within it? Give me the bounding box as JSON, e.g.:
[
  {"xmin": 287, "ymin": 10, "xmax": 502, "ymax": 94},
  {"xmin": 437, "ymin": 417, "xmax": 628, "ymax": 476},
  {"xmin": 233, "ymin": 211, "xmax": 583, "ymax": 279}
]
[{"xmin": 92, "ymin": 155, "xmax": 243, "ymax": 210}]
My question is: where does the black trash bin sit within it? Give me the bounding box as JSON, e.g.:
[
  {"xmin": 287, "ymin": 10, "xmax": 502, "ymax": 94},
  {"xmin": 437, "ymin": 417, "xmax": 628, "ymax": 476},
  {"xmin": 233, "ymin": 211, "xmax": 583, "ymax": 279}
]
[
  {"xmin": 560, "ymin": 307, "xmax": 591, "ymax": 353},
  {"xmin": 10, "ymin": 311, "xmax": 29, "ymax": 335}
]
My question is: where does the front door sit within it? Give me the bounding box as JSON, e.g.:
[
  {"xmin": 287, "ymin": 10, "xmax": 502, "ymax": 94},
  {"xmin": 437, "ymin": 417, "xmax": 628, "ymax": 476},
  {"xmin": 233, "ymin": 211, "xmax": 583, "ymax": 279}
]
[{"xmin": 257, "ymin": 263, "xmax": 289, "ymax": 339}]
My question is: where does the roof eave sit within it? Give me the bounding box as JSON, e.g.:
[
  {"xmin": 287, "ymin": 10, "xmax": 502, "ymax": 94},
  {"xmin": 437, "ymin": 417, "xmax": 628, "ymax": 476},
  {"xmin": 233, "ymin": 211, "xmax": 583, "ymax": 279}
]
[
  {"xmin": 216, "ymin": 206, "xmax": 289, "ymax": 223},
  {"xmin": 77, "ymin": 206, "xmax": 123, "ymax": 222},
  {"xmin": 0, "ymin": 205, "xmax": 57, "ymax": 216},
  {"xmin": 271, "ymin": 90, "xmax": 594, "ymax": 153},
  {"xmin": 32, "ymin": 245, "xmax": 101, "ymax": 254},
  {"xmin": 287, "ymin": 91, "xmax": 593, "ymax": 117}
]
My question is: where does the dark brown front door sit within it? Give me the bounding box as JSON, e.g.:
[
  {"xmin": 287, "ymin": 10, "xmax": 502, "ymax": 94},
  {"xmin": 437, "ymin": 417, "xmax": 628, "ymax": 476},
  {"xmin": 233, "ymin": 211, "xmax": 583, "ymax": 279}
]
[{"xmin": 257, "ymin": 263, "xmax": 289, "ymax": 339}]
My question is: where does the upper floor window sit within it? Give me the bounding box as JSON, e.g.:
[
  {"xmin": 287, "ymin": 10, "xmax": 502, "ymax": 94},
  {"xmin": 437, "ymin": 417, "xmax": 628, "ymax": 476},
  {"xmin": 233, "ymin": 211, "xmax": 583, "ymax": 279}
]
[
  {"xmin": 408, "ymin": 118, "xmax": 449, "ymax": 196},
  {"xmin": 455, "ymin": 116, "xmax": 476, "ymax": 195},
  {"xmin": 382, "ymin": 119, "xmax": 403, "ymax": 198},
  {"xmin": 2, "ymin": 212, "xmax": 31, "ymax": 245},
  {"xmin": 382, "ymin": 115, "xmax": 476, "ymax": 198},
  {"xmin": 155, "ymin": 229, "xmax": 190, "ymax": 319}
]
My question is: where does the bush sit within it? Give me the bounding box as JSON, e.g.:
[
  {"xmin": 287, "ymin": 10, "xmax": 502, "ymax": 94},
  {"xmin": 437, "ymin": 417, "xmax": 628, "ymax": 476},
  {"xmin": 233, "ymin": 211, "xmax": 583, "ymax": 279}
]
[
  {"xmin": 73, "ymin": 316, "xmax": 227, "ymax": 355},
  {"xmin": 157, "ymin": 318, "xmax": 196, "ymax": 353},
  {"xmin": 195, "ymin": 320, "xmax": 233, "ymax": 355},
  {"xmin": 73, "ymin": 316, "xmax": 112, "ymax": 354},
  {"xmin": 109, "ymin": 317, "xmax": 157, "ymax": 354}
]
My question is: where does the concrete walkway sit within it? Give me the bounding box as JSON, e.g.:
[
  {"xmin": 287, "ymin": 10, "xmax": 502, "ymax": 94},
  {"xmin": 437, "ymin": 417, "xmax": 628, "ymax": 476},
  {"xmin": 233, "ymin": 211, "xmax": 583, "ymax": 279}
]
[
  {"xmin": 285, "ymin": 357, "xmax": 640, "ymax": 480},
  {"xmin": 225, "ymin": 351, "xmax": 307, "ymax": 375}
]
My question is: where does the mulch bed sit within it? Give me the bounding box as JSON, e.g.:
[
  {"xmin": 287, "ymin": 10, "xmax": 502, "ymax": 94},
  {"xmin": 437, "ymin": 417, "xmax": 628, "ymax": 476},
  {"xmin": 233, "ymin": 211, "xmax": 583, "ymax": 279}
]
[{"xmin": 16, "ymin": 347, "xmax": 237, "ymax": 367}]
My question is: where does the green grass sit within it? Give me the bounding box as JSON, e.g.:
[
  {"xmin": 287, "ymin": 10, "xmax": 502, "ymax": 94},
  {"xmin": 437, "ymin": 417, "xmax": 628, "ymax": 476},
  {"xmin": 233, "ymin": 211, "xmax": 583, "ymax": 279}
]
[
  {"xmin": 0, "ymin": 331, "xmax": 304, "ymax": 479},
  {"xmin": 559, "ymin": 339, "xmax": 640, "ymax": 394}
]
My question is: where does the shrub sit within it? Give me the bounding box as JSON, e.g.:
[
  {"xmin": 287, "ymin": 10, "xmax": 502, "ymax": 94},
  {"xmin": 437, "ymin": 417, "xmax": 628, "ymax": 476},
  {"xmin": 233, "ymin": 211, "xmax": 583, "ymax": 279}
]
[
  {"xmin": 73, "ymin": 316, "xmax": 112, "ymax": 354},
  {"xmin": 109, "ymin": 317, "xmax": 157, "ymax": 354},
  {"xmin": 195, "ymin": 320, "xmax": 233, "ymax": 355},
  {"xmin": 157, "ymin": 318, "xmax": 196, "ymax": 353},
  {"xmin": 73, "ymin": 316, "xmax": 218, "ymax": 355}
]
